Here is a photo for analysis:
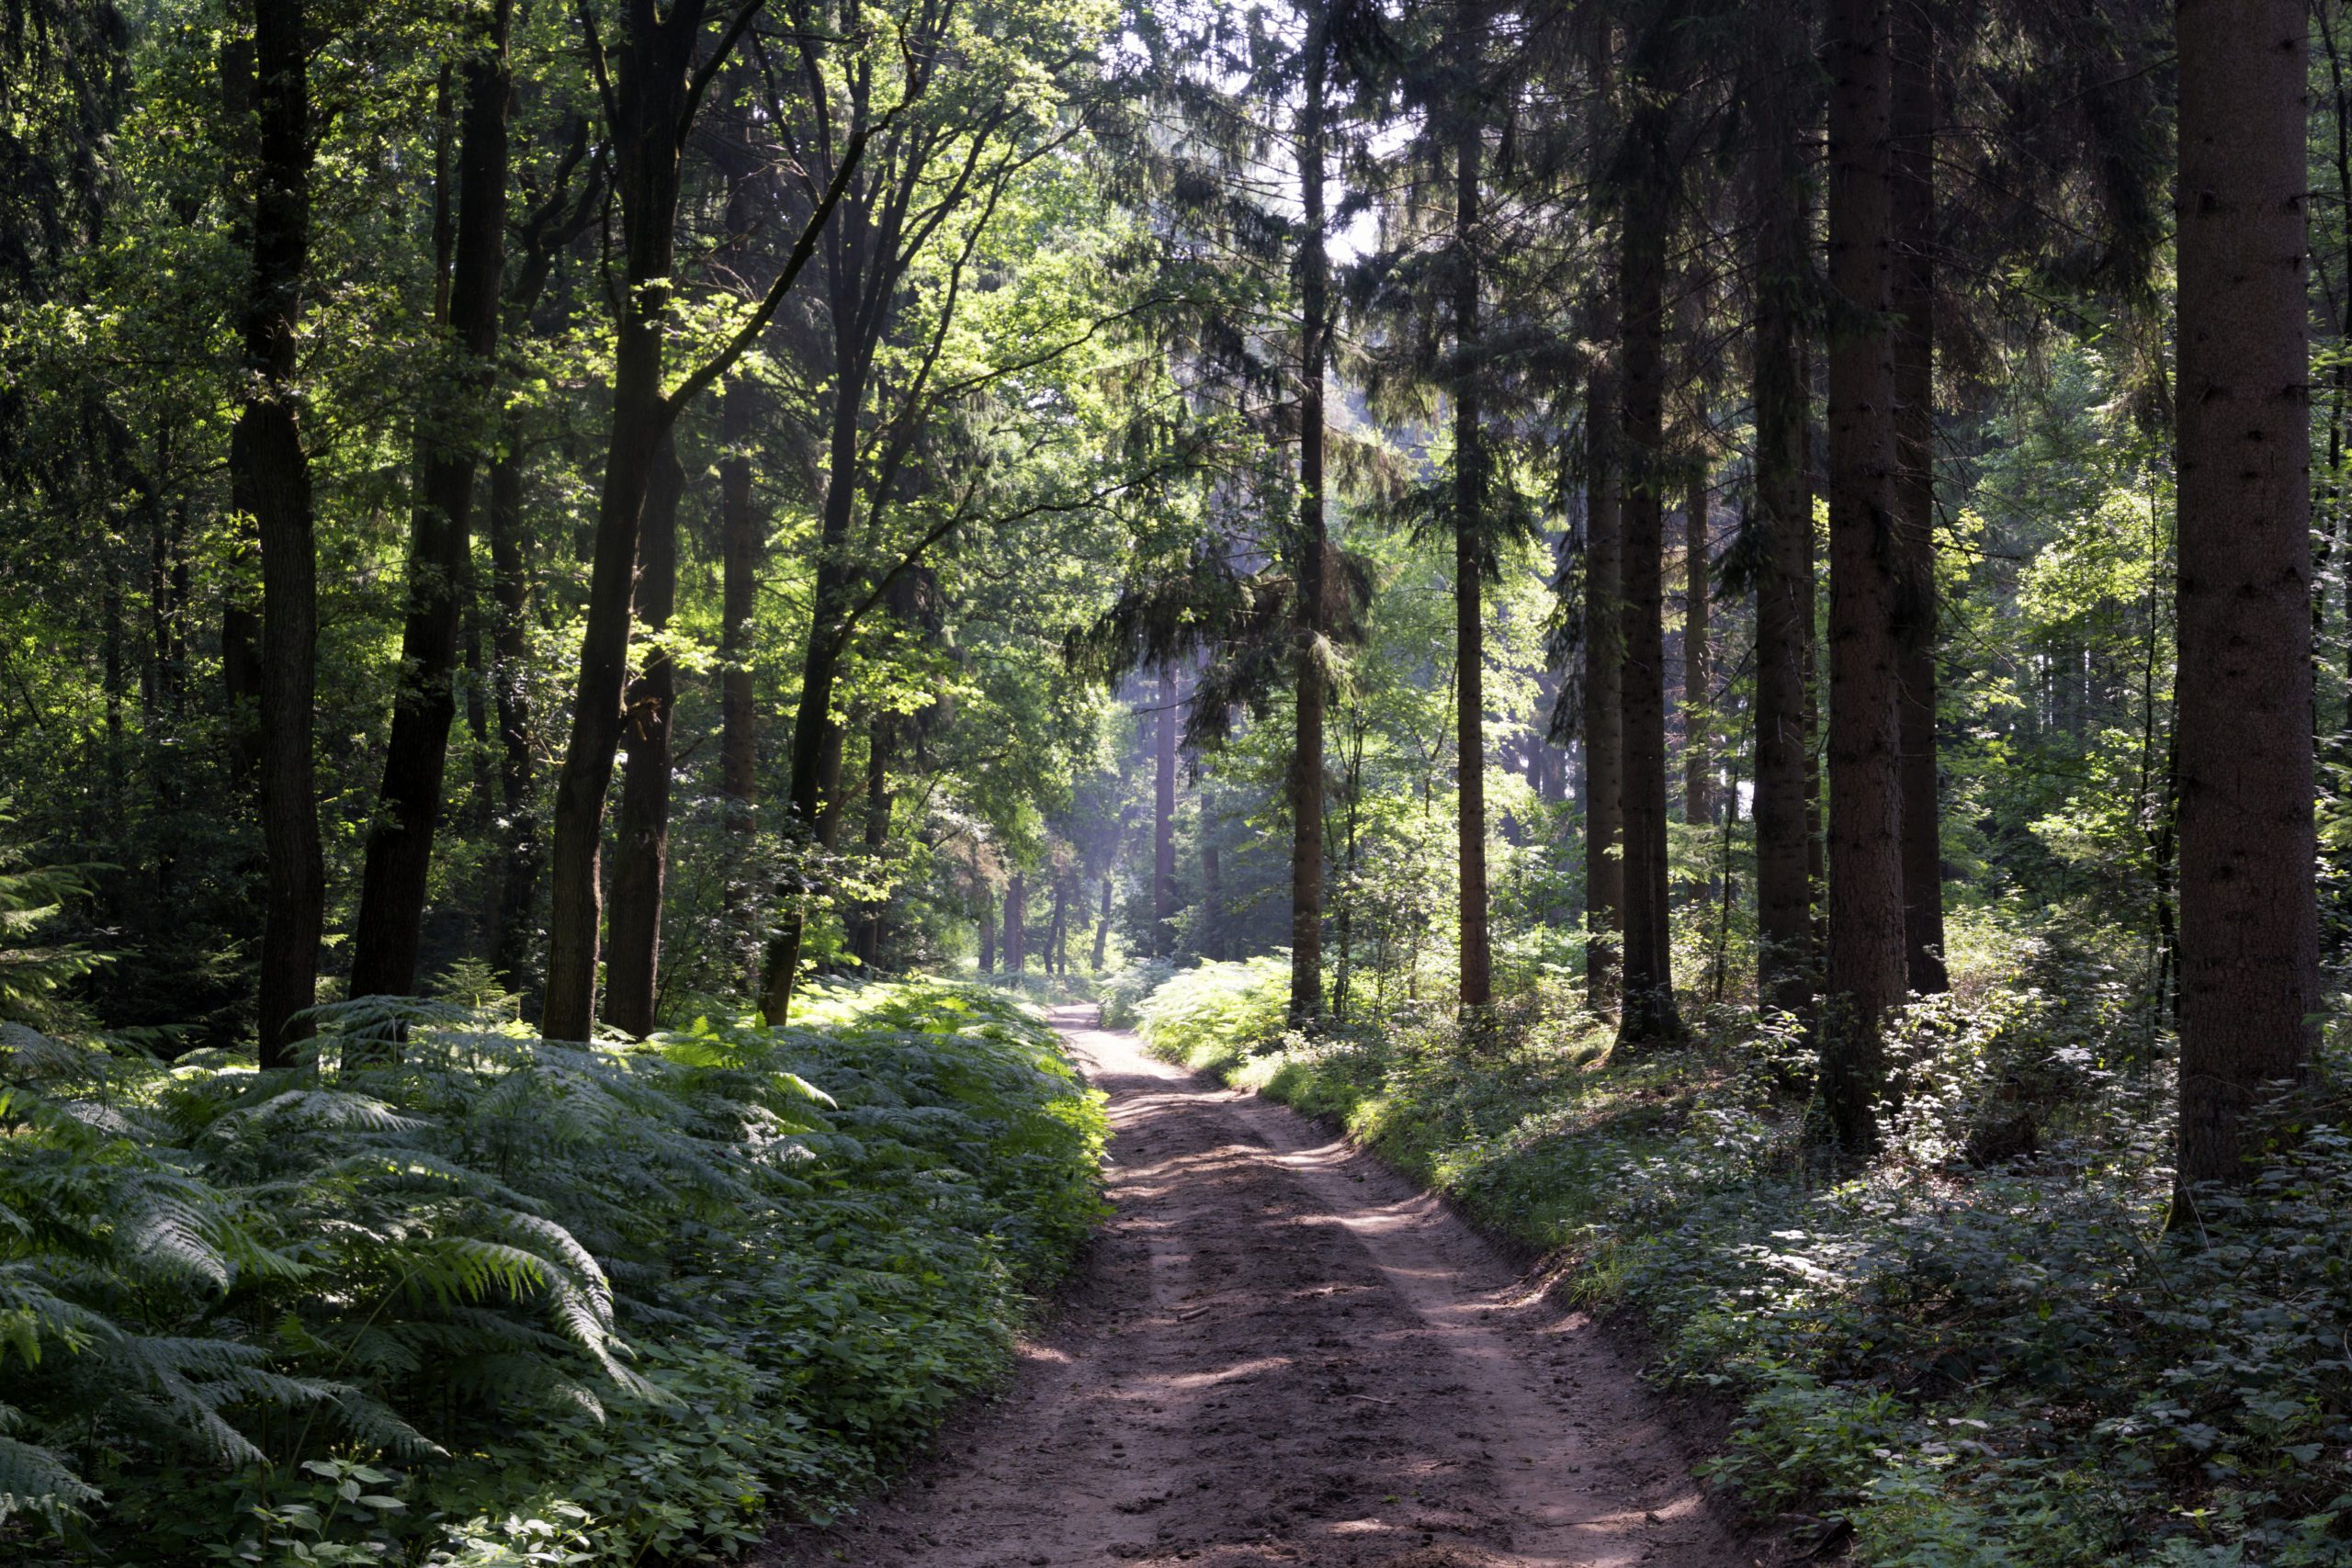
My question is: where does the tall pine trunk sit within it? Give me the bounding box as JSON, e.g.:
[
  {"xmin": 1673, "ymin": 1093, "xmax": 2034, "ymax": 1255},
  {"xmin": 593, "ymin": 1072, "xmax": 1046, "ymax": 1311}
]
[
  {"xmin": 1006, "ymin": 872, "xmax": 1028, "ymax": 973},
  {"xmin": 601, "ymin": 433, "xmax": 684, "ymax": 1038},
  {"xmin": 1091, "ymin": 877, "xmax": 1112, "ymax": 970},
  {"xmin": 2172, "ymin": 0, "xmax": 2319, "ymax": 1192},
  {"xmin": 1821, "ymin": 0, "xmax": 1907, "ymax": 1156},
  {"xmin": 1289, "ymin": 3, "xmax": 1329, "ymax": 1025},
  {"xmin": 350, "ymin": 4, "xmax": 513, "ymax": 999},
  {"xmin": 1616, "ymin": 130, "xmax": 1682, "ymax": 1047},
  {"xmin": 542, "ymin": 0, "xmax": 706, "ymax": 1040},
  {"xmin": 1892, "ymin": 0, "xmax": 1947, "ymax": 995},
  {"xmin": 1453, "ymin": 15, "xmax": 1492, "ymax": 1014},
  {"xmin": 239, "ymin": 0, "xmax": 322, "ymax": 1066}
]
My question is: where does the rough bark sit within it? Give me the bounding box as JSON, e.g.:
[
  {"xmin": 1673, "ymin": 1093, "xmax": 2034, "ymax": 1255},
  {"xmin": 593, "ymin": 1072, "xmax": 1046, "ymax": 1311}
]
[
  {"xmin": 1616, "ymin": 146, "xmax": 1682, "ymax": 1048},
  {"xmin": 1005, "ymin": 871, "xmax": 1028, "ymax": 974},
  {"xmin": 1453, "ymin": 24, "xmax": 1492, "ymax": 1015},
  {"xmin": 600, "ymin": 434, "xmax": 684, "ymax": 1039},
  {"xmin": 1892, "ymin": 0, "xmax": 1947, "ymax": 995},
  {"xmin": 1821, "ymin": 0, "xmax": 1908, "ymax": 1156},
  {"xmin": 1752, "ymin": 44, "xmax": 1817, "ymax": 1020},
  {"xmin": 349, "ymin": 3, "xmax": 513, "ymax": 1000},
  {"xmin": 1289, "ymin": 5, "xmax": 1329, "ymax": 1025},
  {"xmin": 541, "ymin": 0, "xmax": 706, "ymax": 1041},
  {"xmin": 2172, "ymin": 0, "xmax": 2319, "ymax": 1193},
  {"xmin": 239, "ymin": 0, "xmax": 321, "ymax": 1066}
]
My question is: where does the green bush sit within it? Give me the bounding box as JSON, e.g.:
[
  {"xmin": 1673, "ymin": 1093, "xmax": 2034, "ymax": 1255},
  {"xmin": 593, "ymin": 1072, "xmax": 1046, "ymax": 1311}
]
[
  {"xmin": 0, "ymin": 978, "xmax": 1106, "ymax": 1565},
  {"xmin": 1133, "ymin": 955, "xmax": 1290, "ymax": 1068}
]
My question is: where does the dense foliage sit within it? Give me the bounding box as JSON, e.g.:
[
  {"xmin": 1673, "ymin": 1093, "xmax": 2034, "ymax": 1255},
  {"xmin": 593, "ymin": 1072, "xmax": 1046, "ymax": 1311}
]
[{"xmin": 0, "ymin": 979, "xmax": 1105, "ymax": 1564}]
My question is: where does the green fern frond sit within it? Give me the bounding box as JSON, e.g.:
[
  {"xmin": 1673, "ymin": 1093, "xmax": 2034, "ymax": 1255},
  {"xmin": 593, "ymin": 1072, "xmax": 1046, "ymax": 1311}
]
[{"xmin": 0, "ymin": 1428, "xmax": 101, "ymax": 1528}]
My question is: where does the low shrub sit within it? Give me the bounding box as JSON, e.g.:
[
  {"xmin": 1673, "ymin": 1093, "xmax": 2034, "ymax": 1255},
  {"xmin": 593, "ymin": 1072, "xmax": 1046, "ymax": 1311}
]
[
  {"xmin": 1132, "ymin": 955, "xmax": 1289, "ymax": 1068},
  {"xmin": 0, "ymin": 978, "xmax": 1106, "ymax": 1566}
]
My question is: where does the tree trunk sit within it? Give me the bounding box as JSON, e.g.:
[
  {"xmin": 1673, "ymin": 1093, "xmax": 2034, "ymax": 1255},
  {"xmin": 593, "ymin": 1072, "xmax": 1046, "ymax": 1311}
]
[
  {"xmin": 1453, "ymin": 28, "xmax": 1492, "ymax": 1015},
  {"xmin": 1050, "ymin": 876, "xmax": 1069, "ymax": 975},
  {"xmin": 1289, "ymin": 4, "xmax": 1329, "ymax": 1025},
  {"xmin": 1583, "ymin": 363, "xmax": 1624, "ymax": 1012},
  {"xmin": 542, "ymin": 0, "xmax": 706, "ymax": 1041},
  {"xmin": 1006, "ymin": 872, "xmax": 1028, "ymax": 974},
  {"xmin": 349, "ymin": 2, "xmax": 513, "ymax": 1000},
  {"xmin": 1821, "ymin": 0, "xmax": 1908, "ymax": 1157},
  {"xmin": 239, "ymin": 0, "xmax": 322, "ymax": 1066},
  {"xmin": 1892, "ymin": 0, "xmax": 1947, "ymax": 995},
  {"xmin": 1683, "ymin": 475, "xmax": 1713, "ymax": 828},
  {"xmin": 978, "ymin": 891, "xmax": 997, "ymax": 973},
  {"xmin": 2172, "ymin": 0, "xmax": 2319, "ymax": 1193},
  {"xmin": 600, "ymin": 432, "xmax": 684, "ymax": 1038},
  {"xmin": 1154, "ymin": 671, "xmax": 1179, "ymax": 955},
  {"xmin": 1752, "ymin": 37, "xmax": 1817, "ymax": 1019},
  {"xmin": 1091, "ymin": 876, "xmax": 1113, "ymax": 970},
  {"xmin": 1616, "ymin": 138, "xmax": 1682, "ymax": 1048},
  {"xmin": 758, "ymin": 370, "xmax": 865, "ymax": 1023}
]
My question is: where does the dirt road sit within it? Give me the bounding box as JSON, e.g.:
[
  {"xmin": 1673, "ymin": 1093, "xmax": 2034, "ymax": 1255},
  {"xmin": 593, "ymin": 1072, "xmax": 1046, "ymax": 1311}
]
[{"xmin": 763, "ymin": 1008, "xmax": 1755, "ymax": 1568}]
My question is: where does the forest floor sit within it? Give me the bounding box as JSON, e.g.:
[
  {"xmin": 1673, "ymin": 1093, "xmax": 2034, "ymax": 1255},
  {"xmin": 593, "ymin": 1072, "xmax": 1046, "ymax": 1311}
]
[{"xmin": 761, "ymin": 1007, "xmax": 1759, "ymax": 1568}]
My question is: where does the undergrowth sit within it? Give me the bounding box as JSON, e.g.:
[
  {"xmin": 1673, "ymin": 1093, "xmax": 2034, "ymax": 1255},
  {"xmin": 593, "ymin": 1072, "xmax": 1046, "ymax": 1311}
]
[
  {"xmin": 1129, "ymin": 941, "xmax": 2352, "ymax": 1565},
  {"xmin": 0, "ymin": 977, "xmax": 1107, "ymax": 1566}
]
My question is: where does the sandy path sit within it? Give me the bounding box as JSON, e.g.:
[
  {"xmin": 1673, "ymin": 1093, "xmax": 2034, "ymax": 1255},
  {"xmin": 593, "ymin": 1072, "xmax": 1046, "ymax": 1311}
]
[{"xmin": 762, "ymin": 1007, "xmax": 1755, "ymax": 1568}]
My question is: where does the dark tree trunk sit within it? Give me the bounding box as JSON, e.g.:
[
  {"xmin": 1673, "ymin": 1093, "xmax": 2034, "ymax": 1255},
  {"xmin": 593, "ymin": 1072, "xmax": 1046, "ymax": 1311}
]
[
  {"xmin": 1091, "ymin": 876, "xmax": 1113, "ymax": 970},
  {"xmin": 758, "ymin": 359, "xmax": 866, "ymax": 1023},
  {"xmin": 238, "ymin": 0, "xmax": 321, "ymax": 1066},
  {"xmin": 1821, "ymin": 0, "xmax": 1908, "ymax": 1156},
  {"xmin": 1892, "ymin": 0, "xmax": 1947, "ymax": 995},
  {"xmin": 1154, "ymin": 671, "xmax": 1178, "ymax": 955},
  {"xmin": 1453, "ymin": 26, "xmax": 1492, "ymax": 1014},
  {"xmin": 1289, "ymin": 3, "xmax": 1329, "ymax": 1025},
  {"xmin": 542, "ymin": 0, "xmax": 718, "ymax": 1041},
  {"xmin": 2172, "ymin": 0, "xmax": 2319, "ymax": 1193},
  {"xmin": 1049, "ymin": 876, "xmax": 1069, "ymax": 975},
  {"xmin": 1006, "ymin": 872, "xmax": 1028, "ymax": 974},
  {"xmin": 1684, "ymin": 475, "xmax": 1713, "ymax": 828},
  {"xmin": 349, "ymin": 1, "xmax": 513, "ymax": 1000},
  {"xmin": 1753, "ymin": 51, "xmax": 1817, "ymax": 1019},
  {"xmin": 978, "ymin": 892, "xmax": 997, "ymax": 973},
  {"xmin": 1583, "ymin": 362, "xmax": 1625, "ymax": 1011},
  {"xmin": 600, "ymin": 433, "xmax": 684, "ymax": 1038},
  {"xmin": 1616, "ymin": 136, "xmax": 1682, "ymax": 1048}
]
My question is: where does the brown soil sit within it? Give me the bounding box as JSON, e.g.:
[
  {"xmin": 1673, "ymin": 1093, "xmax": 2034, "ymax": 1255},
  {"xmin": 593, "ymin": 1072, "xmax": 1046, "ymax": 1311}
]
[{"xmin": 761, "ymin": 1007, "xmax": 1760, "ymax": 1568}]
